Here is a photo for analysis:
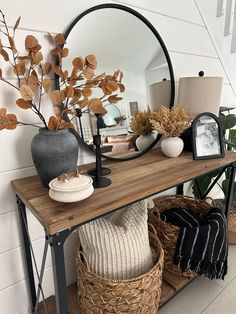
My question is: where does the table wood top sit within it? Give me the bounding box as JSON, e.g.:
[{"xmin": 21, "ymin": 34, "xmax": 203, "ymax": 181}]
[{"xmin": 11, "ymin": 150, "xmax": 236, "ymax": 235}]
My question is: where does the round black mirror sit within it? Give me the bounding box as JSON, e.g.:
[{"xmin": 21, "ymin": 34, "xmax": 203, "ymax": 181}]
[{"xmin": 56, "ymin": 3, "xmax": 175, "ymax": 161}]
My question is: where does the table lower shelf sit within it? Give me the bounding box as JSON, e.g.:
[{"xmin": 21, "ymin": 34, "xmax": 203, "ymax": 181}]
[{"xmin": 37, "ymin": 271, "xmax": 195, "ymax": 313}]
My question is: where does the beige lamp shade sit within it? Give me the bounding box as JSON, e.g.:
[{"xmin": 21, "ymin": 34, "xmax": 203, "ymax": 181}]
[
  {"xmin": 148, "ymin": 80, "xmax": 171, "ymax": 110},
  {"xmin": 177, "ymin": 76, "xmax": 223, "ymax": 117}
]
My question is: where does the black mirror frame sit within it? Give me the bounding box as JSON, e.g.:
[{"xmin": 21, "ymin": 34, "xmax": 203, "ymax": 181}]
[
  {"xmin": 56, "ymin": 3, "xmax": 175, "ymax": 161},
  {"xmin": 192, "ymin": 112, "xmax": 225, "ymax": 160}
]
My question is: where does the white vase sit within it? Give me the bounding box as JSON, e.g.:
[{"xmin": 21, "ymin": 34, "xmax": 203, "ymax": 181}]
[
  {"xmin": 161, "ymin": 137, "xmax": 184, "ymax": 157},
  {"xmin": 136, "ymin": 134, "xmax": 155, "ymax": 152}
]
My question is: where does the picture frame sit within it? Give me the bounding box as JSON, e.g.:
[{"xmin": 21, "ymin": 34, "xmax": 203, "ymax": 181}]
[
  {"xmin": 129, "ymin": 101, "xmax": 139, "ymax": 115},
  {"xmin": 192, "ymin": 112, "xmax": 225, "ymax": 160}
]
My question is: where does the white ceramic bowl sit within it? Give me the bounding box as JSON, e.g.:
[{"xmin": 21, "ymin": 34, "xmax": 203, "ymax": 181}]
[{"xmin": 49, "ymin": 174, "xmax": 94, "ymax": 203}]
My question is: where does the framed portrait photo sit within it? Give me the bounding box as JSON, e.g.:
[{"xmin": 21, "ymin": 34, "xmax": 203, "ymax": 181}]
[{"xmin": 192, "ymin": 112, "xmax": 224, "ymax": 160}]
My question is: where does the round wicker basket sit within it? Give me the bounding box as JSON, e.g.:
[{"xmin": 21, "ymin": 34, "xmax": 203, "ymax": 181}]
[
  {"xmin": 148, "ymin": 195, "xmax": 214, "ymax": 277},
  {"xmin": 76, "ymin": 226, "xmax": 164, "ymax": 314},
  {"xmin": 214, "ymin": 199, "xmax": 236, "ymax": 245}
]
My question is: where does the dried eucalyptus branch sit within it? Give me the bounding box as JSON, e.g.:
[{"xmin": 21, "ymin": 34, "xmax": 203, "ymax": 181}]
[{"xmin": 0, "ymin": 12, "xmax": 125, "ymax": 132}]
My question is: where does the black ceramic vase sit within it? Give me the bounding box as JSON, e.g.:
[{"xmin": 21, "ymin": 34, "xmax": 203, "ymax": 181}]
[{"xmin": 31, "ymin": 128, "xmax": 78, "ymax": 187}]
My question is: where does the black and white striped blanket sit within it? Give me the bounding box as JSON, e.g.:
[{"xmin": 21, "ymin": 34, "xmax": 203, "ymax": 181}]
[{"xmin": 161, "ymin": 207, "xmax": 228, "ymax": 280}]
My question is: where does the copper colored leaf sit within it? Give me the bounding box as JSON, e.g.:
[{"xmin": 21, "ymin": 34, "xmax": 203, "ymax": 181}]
[
  {"xmin": 54, "ymin": 65, "xmax": 64, "ymax": 79},
  {"xmin": 83, "ymin": 67, "xmax": 94, "ymax": 80},
  {"xmin": 105, "ymin": 75, "xmax": 114, "ymax": 81},
  {"xmin": 106, "ymin": 80, "xmax": 119, "ymax": 92},
  {"xmin": 32, "ymin": 51, "xmax": 43, "ymax": 64},
  {"xmin": 101, "ymin": 85, "xmax": 112, "ymax": 95},
  {"xmin": 62, "ymin": 70, "xmax": 68, "ymax": 81},
  {"xmin": 82, "ymin": 87, "xmax": 92, "ymax": 97},
  {"xmin": 42, "ymin": 78, "xmax": 52, "ymax": 93},
  {"xmin": 85, "ymin": 55, "xmax": 97, "ymax": 69},
  {"xmin": 48, "ymin": 116, "xmax": 59, "ymax": 131},
  {"xmin": 119, "ymin": 71, "xmax": 123, "ymax": 82},
  {"xmin": 0, "ymin": 116, "xmax": 8, "ymax": 130},
  {"xmin": 27, "ymin": 75, "xmax": 38, "ymax": 92},
  {"xmin": 108, "ymin": 95, "xmax": 123, "ymax": 104},
  {"xmin": 17, "ymin": 55, "xmax": 31, "ymax": 61},
  {"xmin": 72, "ymin": 57, "xmax": 84, "ymax": 70},
  {"xmin": 0, "ymin": 108, "xmax": 6, "ymax": 117},
  {"xmin": 65, "ymin": 85, "xmax": 74, "ymax": 98},
  {"xmin": 89, "ymin": 98, "xmax": 106, "ymax": 114},
  {"xmin": 16, "ymin": 98, "xmax": 32, "ymax": 109},
  {"xmin": 55, "ymin": 33, "xmax": 65, "ymax": 45},
  {"xmin": 0, "ymin": 49, "xmax": 9, "ymax": 61},
  {"xmin": 43, "ymin": 62, "xmax": 52, "ymax": 75},
  {"xmin": 13, "ymin": 17, "xmax": 21, "ymax": 31},
  {"xmin": 118, "ymin": 83, "xmax": 125, "ymax": 93},
  {"xmin": 50, "ymin": 90, "xmax": 65, "ymax": 105},
  {"xmin": 8, "ymin": 36, "xmax": 17, "ymax": 54},
  {"xmin": 73, "ymin": 89, "xmax": 81, "ymax": 98},
  {"xmin": 20, "ymin": 85, "xmax": 34, "ymax": 101},
  {"xmin": 78, "ymin": 97, "xmax": 89, "ymax": 109},
  {"xmin": 50, "ymin": 47, "xmax": 60, "ymax": 56},
  {"xmin": 6, "ymin": 114, "xmax": 17, "ymax": 130},
  {"xmin": 61, "ymin": 48, "xmax": 69, "ymax": 58},
  {"xmin": 31, "ymin": 44, "xmax": 42, "ymax": 54},
  {"xmin": 13, "ymin": 63, "xmax": 26, "ymax": 76},
  {"xmin": 25, "ymin": 35, "xmax": 38, "ymax": 49},
  {"xmin": 59, "ymin": 121, "xmax": 74, "ymax": 129}
]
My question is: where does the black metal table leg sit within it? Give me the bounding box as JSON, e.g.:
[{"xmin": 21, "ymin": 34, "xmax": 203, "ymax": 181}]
[
  {"xmin": 50, "ymin": 232, "xmax": 70, "ymax": 314},
  {"xmin": 176, "ymin": 184, "xmax": 184, "ymax": 195},
  {"xmin": 224, "ymin": 163, "xmax": 236, "ymax": 218},
  {"xmin": 16, "ymin": 195, "xmax": 37, "ymax": 312}
]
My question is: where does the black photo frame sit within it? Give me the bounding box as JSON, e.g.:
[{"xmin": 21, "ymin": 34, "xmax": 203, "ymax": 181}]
[{"xmin": 192, "ymin": 112, "xmax": 225, "ymax": 160}]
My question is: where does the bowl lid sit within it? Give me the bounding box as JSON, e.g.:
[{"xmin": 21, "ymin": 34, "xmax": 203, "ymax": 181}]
[{"xmin": 49, "ymin": 174, "xmax": 93, "ymax": 192}]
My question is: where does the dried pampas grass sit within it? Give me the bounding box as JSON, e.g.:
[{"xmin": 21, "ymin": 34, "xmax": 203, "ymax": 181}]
[
  {"xmin": 150, "ymin": 105, "xmax": 192, "ymax": 137},
  {"xmin": 130, "ymin": 107, "xmax": 153, "ymax": 136}
]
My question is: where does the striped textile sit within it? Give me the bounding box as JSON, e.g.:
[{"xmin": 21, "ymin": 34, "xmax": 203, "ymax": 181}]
[{"xmin": 161, "ymin": 207, "xmax": 228, "ymax": 280}]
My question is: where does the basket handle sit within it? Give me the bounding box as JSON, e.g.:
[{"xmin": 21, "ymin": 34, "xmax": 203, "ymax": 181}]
[{"xmin": 148, "ymin": 222, "xmax": 157, "ymax": 236}]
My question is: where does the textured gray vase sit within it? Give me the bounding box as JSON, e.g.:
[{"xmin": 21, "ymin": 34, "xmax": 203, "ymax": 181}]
[{"xmin": 31, "ymin": 128, "xmax": 78, "ymax": 187}]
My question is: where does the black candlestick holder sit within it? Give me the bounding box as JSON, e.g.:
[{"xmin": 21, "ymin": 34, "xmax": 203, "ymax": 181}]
[{"xmin": 88, "ymin": 114, "xmax": 112, "ymax": 188}]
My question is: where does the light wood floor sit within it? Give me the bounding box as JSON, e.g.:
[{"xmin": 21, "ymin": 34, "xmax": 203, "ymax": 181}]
[{"xmin": 159, "ymin": 245, "xmax": 236, "ymax": 314}]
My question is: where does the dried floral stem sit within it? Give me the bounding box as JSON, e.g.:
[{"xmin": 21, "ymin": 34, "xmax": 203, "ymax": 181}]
[
  {"xmin": 0, "ymin": 77, "xmax": 19, "ymax": 90},
  {"xmin": 0, "ymin": 11, "xmax": 20, "ymax": 87}
]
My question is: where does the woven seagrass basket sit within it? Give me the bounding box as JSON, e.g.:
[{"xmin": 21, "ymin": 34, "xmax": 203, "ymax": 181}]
[
  {"xmin": 76, "ymin": 226, "xmax": 164, "ymax": 314},
  {"xmin": 148, "ymin": 195, "xmax": 214, "ymax": 277},
  {"xmin": 214, "ymin": 199, "xmax": 236, "ymax": 245}
]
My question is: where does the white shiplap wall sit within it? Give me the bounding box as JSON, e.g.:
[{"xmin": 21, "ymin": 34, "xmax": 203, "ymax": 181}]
[{"xmin": 0, "ymin": 1, "xmax": 235, "ymax": 313}]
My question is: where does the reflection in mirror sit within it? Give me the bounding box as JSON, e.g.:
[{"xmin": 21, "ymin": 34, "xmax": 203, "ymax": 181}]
[
  {"xmin": 63, "ymin": 6, "xmax": 174, "ymax": 159},
  {"xmin": 103, "ymin": 104, "xmax": 121, "ymax": 127}
]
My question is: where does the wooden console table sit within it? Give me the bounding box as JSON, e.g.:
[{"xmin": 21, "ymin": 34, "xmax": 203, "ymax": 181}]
[{"xmin": 11, "ymin": 150, "xmax": 236, "ymax": 314}]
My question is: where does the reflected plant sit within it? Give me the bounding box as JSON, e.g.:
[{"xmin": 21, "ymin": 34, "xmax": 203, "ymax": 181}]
[
  {"xmin": 130, "ymin": 107, "xmax": 154, "ymax": 136},
  {"xmin": 0, "ymin": 11, "xmax": 125, "ymax": 131}
]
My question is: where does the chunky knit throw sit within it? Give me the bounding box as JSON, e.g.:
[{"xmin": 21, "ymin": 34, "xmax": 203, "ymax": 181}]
[{"xmin": 161, "ymin": 207, "xmax": 228, "ymax": 280}]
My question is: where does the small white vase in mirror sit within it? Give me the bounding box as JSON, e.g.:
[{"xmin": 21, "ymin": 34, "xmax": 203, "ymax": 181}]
[{"xmin": 136, "ymin": 134, "xmax": 156, "ymax": 152}]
